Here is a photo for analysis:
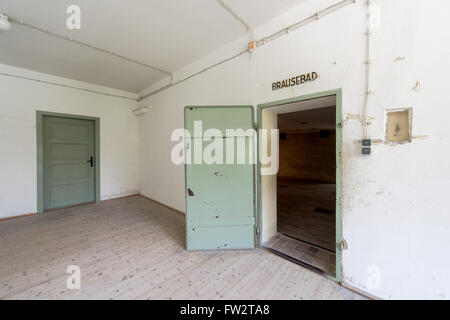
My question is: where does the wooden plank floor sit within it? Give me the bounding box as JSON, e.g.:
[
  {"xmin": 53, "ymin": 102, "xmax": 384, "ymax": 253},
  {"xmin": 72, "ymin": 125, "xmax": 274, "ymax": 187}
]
[{"xmin": 0, "ymin": 196, "xmax": 363, "ymax": 300}]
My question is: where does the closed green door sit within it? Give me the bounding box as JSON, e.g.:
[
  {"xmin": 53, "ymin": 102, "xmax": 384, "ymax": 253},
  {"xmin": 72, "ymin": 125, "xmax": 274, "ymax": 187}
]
[
  {"xmin": 185, "ymin": 106, "xmax": 256, "ymax": 250},
  {"xmin": 43, "ymin": 116, "xmax": 95, "ymax": 210}
]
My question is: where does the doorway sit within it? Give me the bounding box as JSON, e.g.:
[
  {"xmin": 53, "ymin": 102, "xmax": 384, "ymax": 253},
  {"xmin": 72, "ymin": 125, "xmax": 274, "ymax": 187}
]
[
  {"xmin": 36, "ymin": 111, "xmax": 100, "ymax": 213},
  {"xmin": 257, "ymin": 90, "xmax": 342, "ymax": 280}
]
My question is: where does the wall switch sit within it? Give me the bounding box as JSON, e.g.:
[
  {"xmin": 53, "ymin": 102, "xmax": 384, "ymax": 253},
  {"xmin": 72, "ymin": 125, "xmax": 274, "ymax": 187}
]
[{"xmin": 362, "ymin": 139, "xmax": 371, "ymax": 146}]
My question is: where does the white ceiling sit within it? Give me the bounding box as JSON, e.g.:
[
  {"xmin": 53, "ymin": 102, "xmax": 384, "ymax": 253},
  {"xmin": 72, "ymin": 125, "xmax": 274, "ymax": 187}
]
[{"xmin": 0, "ymin": 0, "xmax": 305, "ymax": 92}]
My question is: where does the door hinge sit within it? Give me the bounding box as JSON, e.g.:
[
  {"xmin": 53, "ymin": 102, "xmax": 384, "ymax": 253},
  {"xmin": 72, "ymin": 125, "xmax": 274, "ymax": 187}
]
[
  {"xmin": 253, "ymin": 123, "xmax": 258, "ymax": 132},
  {"xmin": 255, "ymin": 227, "xmax": 260, "ymax": 236},
  {"xmin": 338, "ymin": 239, "xmax": 348, "ymax": 251}
]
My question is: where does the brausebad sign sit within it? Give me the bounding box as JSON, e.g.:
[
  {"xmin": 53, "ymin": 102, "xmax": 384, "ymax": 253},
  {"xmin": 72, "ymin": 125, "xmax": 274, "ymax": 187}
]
[{"xmin": 272, "ymin": 72, "xmax": 319, "ymax": 91}]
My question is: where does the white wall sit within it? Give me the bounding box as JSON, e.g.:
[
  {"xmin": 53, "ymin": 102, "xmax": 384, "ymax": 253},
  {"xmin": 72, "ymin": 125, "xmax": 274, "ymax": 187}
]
[
  {"xmin": 252, "ymin": 0, "xmax": 450, "ymax": 300},
  {"xmin": 138, "ymin": 0, "xmax": 450, "ymax": 299},
  {"xmin": 0, "ymin": 64, "xmax": 140, "ymax": 219}
]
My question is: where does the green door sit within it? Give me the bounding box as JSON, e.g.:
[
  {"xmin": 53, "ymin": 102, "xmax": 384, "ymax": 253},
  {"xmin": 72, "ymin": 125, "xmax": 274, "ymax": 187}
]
[
  {"xmin": 185, "ymin": 106, "xmax": 256, "ymax": 250},
  {"xmin": 43, "ymin": 116, "xmax": 96, "ymax": 210}
]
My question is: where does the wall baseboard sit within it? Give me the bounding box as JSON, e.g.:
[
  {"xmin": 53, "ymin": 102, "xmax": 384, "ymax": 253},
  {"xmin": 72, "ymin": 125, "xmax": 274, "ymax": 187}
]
[
  {"xmin": 0, "ymin": 193, "xmax": 141, "ymax": 222},
  {"xmin": 139, "ymin": 194, "xmax": 185, "ymax": 216},
  {"xmin": 341, "ymin": 282, "xmax": 381, "ymax": 300},
  {"xmin": 101, "ymin": 193, "xmax": 140, "ymax": 202},
  {"xmin": 0, "ymin": 212, "xmax": 37, "ymax": 222},
  {"xmin": 0, "ymin": 193, "xmax": 182, "ymax": 223}
]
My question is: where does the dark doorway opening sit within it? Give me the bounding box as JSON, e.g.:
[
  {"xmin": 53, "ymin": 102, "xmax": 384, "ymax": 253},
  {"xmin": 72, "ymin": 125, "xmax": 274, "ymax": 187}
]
[{"xmin": 265, "ymin": 104, "xmax": 337, "ymax": 276}]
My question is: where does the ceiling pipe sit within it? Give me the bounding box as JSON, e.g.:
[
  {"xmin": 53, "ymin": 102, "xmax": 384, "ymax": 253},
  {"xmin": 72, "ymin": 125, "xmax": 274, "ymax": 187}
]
[
  {"xmin": 255, "ymin": 0, "xmax": 356, "ymax": 47},
  {"xmin": 4, "ymin": 13, "xmax": 173, "ymax": 80},
  {"xmin": 1, "ymin": 1, "xmax": 356, "ymax": 102},
  {"xmin": 216, "ymin": 0, "xmax": 254, "ymax": 41},
  {"xmin": 362, "ymin": 0, "xmax": 374, "ymax": 139},
  {"xmin": 139, "ymin": 0, "xmax": 356, "ymax": 101}
]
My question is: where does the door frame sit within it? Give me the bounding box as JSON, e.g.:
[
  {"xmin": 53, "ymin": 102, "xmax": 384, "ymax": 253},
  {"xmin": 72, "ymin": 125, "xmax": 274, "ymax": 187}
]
[
  {"xmin": 36, "ymin": 111, "xmax": 100, "ymax": 213},
  {"xmin": 256, "ymin": 89, "xmax": 343, "ymax": 283}
]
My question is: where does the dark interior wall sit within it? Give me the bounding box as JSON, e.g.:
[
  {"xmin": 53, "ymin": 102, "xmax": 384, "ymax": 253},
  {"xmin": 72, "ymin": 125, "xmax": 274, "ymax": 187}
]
[{"xmin": 278, "ymin": 130, "xmax": 336, "ymax": 183}]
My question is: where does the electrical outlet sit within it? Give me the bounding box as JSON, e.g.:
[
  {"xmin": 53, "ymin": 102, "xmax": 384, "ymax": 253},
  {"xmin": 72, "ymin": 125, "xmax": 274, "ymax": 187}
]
[{"xmin": 362, "ymin": 147, "xmax": 371, "ymax": 155}]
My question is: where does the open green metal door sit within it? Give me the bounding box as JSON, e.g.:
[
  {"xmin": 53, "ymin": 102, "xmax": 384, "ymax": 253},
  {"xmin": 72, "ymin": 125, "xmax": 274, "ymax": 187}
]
[{"xmin": 185, "ymin": 106, "xmax": 256, "ymax": 250}]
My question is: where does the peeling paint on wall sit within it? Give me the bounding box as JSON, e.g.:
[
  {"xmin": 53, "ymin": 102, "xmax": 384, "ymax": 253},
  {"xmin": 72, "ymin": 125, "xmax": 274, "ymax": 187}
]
[
  {"xmin": 412, "ymin": 135, "xmax": 429, "ymax": 140},
  {"xmin": 412, "ymin": 81, "xmax": 421, "ymax": 92},
  {"xmin": 342, "ymin": 113, "xmax": 374, "ymax": 126}
]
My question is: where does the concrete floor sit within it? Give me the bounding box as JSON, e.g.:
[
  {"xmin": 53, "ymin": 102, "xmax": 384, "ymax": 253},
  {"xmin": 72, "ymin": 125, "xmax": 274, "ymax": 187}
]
[
  {"xmin": 265, "ymin": 234, "xmax": 335, "ymax": 276},
  {"xmin": 0, "ymin": 196, "xmax": 363, "ymax": 300},
  {"xmin": 273, "ymin": 178, "xmax": 336, "ymax": 275},
  {"xmin": 277, "ymin": 178, "xmax": 336, "ymax": 251}
]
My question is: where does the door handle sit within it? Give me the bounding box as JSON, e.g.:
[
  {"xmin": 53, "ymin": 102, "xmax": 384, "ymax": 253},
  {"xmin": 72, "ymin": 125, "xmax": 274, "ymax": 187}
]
[{"xmin": 87, "ymin": 156, "xmax": 94, "ymax": 167}]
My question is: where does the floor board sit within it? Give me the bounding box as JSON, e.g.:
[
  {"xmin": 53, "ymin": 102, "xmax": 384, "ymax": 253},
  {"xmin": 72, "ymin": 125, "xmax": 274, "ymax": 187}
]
[{"xmin": 0, "ymin": 196, "xmax": 363, "ymax": 300}]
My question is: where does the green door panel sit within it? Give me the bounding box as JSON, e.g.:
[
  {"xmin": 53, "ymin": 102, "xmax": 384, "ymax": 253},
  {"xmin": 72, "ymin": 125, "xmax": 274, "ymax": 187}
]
[
  {"xmin": 185, "ymin": 106, "xmax": 254, "ymax": 136},
  {"xmin": 187, "ymin": 226, "xmax": 255, "ymax": 250},
  {"xmin": 43, "ymin": 116, "xmax": 95, "ymax": 210},
  {"xmin": 186, "ymin": 162, "xmax": 254, "ymax": 222},
  {"xmin": 185, "ymin": 106, "xmax": 256, "ymax": 251}
]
